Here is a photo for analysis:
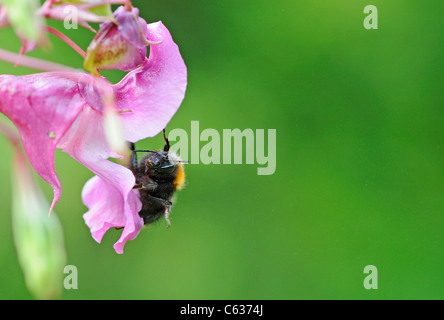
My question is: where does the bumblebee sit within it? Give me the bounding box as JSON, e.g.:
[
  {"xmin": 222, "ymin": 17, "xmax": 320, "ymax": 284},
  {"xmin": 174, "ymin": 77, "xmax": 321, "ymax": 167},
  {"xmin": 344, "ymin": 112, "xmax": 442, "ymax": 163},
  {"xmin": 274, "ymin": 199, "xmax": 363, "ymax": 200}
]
[{"xmin": 130, "ymin": 129, "xmax": 186, "ymax": 227}]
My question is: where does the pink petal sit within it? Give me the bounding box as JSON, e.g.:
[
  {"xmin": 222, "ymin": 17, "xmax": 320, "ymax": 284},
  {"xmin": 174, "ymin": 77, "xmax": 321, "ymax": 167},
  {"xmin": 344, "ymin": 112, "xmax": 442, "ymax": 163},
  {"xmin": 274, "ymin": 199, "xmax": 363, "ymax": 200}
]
[
  {"xmin": 60, "ymin": 106, "xmax": 143, "ymax": 254},
  {"xmin": 0, "ymin": 73, "xmax": 86, "ymax": 211},
  {"xmin": 114, "ymin": 21, "xmax": 188, "ymax": 141},
  {"xmin": 82, "ymin": 176, "xmax": 143, "ymax": 253},
  {"xmin": 72, "ymin": 22, "xmax": 187, "ymax": 252},
  {"xmin": 114, "ymin": 6, "xmax": 149, "ymax": 48}
]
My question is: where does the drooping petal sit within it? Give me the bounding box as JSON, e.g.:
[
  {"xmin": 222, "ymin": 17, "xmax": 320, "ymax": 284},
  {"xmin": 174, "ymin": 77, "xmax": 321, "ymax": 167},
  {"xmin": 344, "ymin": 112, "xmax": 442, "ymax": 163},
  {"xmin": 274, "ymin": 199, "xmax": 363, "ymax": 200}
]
[
  {"xmin": 59, "ymin": 106, "xmax": 143, "ymax": 253},
  {"xmin": 114, "ymin": 21, "xmax": 188, "ymax": 141},
  {"xmin": 73, "ymin": 22, "xmax": 187, "ymax": 252},
  {"xmin": 82, "ymin": 176, "xmax": 143, "ymax": 253},
  {"xmin": 0, "ymin": 73, "xmax": 86, "ymax": 211},
  {"xmin": 82, "ymin": 176, "xmax": 126, "ymax": 242}
]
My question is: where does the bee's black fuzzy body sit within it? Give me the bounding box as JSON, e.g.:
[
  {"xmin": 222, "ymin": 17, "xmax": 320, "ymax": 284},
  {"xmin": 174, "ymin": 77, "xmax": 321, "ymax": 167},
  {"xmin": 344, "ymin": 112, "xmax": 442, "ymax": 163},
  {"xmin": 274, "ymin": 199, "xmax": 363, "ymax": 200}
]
[{"xmin": 129, "ymin": 131, "xmax": 186, "ymax": 226}]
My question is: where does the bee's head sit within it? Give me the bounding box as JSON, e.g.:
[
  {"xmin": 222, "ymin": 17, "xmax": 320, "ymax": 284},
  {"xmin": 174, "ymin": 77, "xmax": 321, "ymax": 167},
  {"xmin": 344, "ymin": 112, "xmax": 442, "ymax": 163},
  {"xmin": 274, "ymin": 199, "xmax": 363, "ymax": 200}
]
[
  {"xmin": 145, "ymin": 151, "xmax": 175, "ymax": 174},
  {"xmin": 137, "ymin": 129, "xmax": 187, "ymax": 176}
]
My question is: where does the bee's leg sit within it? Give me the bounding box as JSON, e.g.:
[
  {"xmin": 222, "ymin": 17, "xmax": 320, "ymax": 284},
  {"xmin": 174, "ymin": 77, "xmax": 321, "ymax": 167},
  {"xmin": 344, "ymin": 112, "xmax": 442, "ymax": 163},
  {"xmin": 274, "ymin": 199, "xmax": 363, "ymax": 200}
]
[
  {"xmin": 155, "ymin": 197, "xmax": 173, "ymax": 227},
  {"xmin": 141, "ymin": 195, "xmax": 172, "ymax": 227},
  {"xmin": 164, "ymin": 204, "xmax": 172, "ymax": 227},
  {"xmin": 133, "ymin": 175, "xmax": 158, "ymax": 191},
  {"xmin": 163, "ymin": 128, "xmax": 170, "ymax": 152},
  {"xmin": 130, "ymin": 142, "xmax": 138, "ymax": 171},
  {"xmin": 133, "ymin": 182, "xmax": 157, "ymax": 190}
]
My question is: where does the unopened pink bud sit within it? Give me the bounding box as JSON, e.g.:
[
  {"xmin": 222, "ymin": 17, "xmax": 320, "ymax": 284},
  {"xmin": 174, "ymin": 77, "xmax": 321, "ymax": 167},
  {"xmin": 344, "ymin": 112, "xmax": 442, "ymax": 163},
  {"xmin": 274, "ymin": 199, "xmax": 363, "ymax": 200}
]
[{"xmin": 83, "ymin": 6, "xmax": 153, "ymax": 73}]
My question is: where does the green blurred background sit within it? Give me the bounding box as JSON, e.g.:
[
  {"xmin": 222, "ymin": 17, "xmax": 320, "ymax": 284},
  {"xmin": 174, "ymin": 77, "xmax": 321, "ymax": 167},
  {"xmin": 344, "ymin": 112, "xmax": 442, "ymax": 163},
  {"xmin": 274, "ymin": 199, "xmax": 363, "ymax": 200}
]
[{"xmin": 0, "ymin": 0, "xmax": 443, "ymax": 299}]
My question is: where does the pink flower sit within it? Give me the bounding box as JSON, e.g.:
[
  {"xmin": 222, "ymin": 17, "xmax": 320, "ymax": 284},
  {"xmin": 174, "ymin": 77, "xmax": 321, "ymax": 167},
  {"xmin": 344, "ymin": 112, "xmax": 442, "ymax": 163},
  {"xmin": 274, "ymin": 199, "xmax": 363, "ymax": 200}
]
[{"xmin": 0, "ymin": 21, "xmax": 187, "ymax": 253}]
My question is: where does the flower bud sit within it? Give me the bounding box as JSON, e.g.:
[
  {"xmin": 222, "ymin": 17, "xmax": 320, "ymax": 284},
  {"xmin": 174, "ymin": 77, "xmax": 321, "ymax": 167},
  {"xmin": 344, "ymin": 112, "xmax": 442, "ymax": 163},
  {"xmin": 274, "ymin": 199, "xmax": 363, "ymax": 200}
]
[
  {"xmin": 11, "ymin": 150, "xmax": 66, "ymax": 300},
  {"xmin": 84, "ymin": 6, "xmax": 156, "ymax": 73},
  {"xmin": 0, "ymin": 0, "xmax": 45, "ymax": 43}
]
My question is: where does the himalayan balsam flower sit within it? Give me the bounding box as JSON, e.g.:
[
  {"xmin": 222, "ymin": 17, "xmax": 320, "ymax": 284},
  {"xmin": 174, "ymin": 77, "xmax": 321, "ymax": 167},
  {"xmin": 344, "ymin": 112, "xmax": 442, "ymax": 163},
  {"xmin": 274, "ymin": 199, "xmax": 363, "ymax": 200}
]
[{"xmin": 0, "ymin": 16, "xmax": 187, "ymax": 253}]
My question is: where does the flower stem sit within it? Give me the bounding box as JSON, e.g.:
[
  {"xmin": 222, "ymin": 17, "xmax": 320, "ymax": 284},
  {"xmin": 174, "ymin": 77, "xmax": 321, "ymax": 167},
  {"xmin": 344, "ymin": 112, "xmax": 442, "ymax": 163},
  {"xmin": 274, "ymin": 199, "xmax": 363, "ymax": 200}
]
[
  {"xmin": 0, "ymin": 48, "xmax": 82, "ymax": 73},
  {"xmin": 79, "ymin": 0, "xmax": 128, "ymax": 10},
  {"xmin": 43, "ymin": 26, "xmax": 86, "ymax": 59},
  {"xmin": 125, "ymin": 0, "xmax": 133, "ymax": 11}
]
